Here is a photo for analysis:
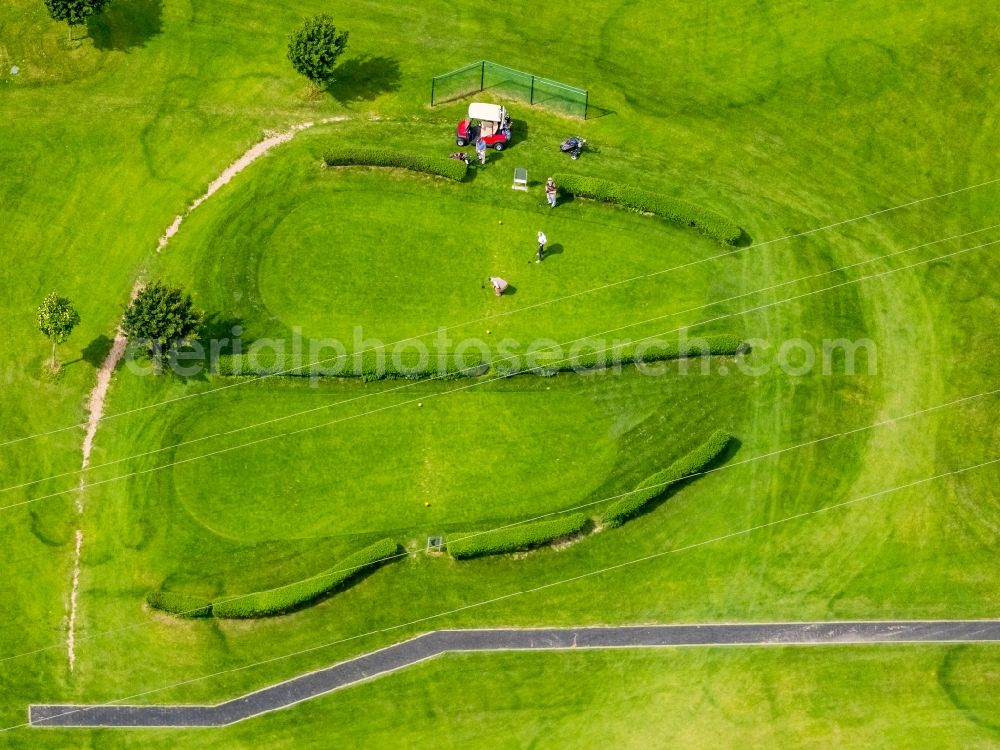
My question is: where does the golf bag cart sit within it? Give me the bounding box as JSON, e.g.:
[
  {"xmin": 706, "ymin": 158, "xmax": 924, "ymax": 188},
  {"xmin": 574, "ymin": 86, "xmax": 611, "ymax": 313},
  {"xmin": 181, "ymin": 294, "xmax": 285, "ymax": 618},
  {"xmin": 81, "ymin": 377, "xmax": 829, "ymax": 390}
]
[
  {"xmin": 456, "ymin": 103, "xmax": 513, "ymax": 150},
  {"xmin": 560, "ymin": 136, "xmax": 587, "ymax": 159}
]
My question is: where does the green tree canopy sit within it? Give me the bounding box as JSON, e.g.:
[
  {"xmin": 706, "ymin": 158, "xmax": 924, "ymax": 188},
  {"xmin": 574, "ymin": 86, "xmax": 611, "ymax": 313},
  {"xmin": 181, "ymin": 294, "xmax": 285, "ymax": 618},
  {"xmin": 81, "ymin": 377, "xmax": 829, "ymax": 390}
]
[
  {"xmin": 121, "ymin": 282, "xmax": 202, "ymax": 370},
  {"xmin": 287, "ymin": 15, "xmax": 349, "ymax": 84},
  {"xmin": 43, "ymin": 0, "xmax": 113, "ymax": 40},
  {"xmin": 37, "ymin": 292, "xmax": 81, "ymax": 368}
]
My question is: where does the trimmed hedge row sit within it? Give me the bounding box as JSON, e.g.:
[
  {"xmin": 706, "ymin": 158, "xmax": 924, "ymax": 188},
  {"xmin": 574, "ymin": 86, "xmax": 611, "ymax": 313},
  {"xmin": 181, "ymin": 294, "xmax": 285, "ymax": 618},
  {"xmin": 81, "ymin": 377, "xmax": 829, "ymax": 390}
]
[
  {"xmin": 448, "ymin": 514, "xmax": 589, "ymax": 559},
  {"xmin": 215, "ymin": 334, "xmax": 744, "ymax": 380},
  {"xmin": 146, "ymin": 590, "xmax": 214, "ymax": 618},
  {"xmin": 324, "ymin": 148, "xmax": 468, "ymax": 181},
  {"xmin": 210, "ymin": 538, "xmax": 399, "ymax": 619},
  {"xmin": 512, "ymin": 334, "xmax": 746, "ymax": 375},
  {"xmin": 602, "ymin": 429, "xmax": 732, "ymax": 528},
  {"xmin": 215, "ymin": 347, "xmax": 489, "ymax": 381},
  {"xmin": 553, "ymin": 173, "xmax": 742, "ymax": 245}
]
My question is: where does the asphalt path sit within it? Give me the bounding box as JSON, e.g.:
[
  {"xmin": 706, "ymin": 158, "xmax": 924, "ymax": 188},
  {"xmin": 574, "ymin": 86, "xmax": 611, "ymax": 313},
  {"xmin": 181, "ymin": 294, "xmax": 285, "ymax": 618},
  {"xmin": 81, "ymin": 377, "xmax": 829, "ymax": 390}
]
[{"xmin": 30, "ymin": 620, "xmax": 1000, "ymax": 728}]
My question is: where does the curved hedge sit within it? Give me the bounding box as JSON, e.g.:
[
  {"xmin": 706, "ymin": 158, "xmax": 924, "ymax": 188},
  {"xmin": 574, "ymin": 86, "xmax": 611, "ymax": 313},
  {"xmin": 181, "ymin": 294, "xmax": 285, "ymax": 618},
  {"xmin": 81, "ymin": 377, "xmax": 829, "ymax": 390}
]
[
  {"xmin": 511, "ymin": 334, "xmax": 746, "ymax": 375},
  {"xmin": 552, "ymin": 173, "xmax": 742, "ymax": 245},
  {"xmin": 448, "ymin": 514, "xmax": 589, "ymax": 559},
  {"xmin": 146, "ymin": 590, "xmax": 213, "ymax": 618},
  {"xmin": 324, "ymin": 148, "xmax": 468, "ymax": 181},
  {"xmin": 211, "ymin": 538, "xmax": 399, "ymax": 619},
  {"xmin": 602, "ymin": 429, "xmax": 733, "ymax": 528}
]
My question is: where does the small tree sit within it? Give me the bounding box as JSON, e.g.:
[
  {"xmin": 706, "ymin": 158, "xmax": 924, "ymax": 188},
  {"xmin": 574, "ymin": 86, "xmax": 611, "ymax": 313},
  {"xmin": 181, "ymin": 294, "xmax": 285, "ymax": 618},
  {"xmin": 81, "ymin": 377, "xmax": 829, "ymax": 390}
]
[
  {"xmin": 121, "ymin": 282, "xmax": 202, "ymax": 372},
  {"xmin": 37, "ymin": 292, "xmax": 81, "ymax": 369},
  {"xmin": 287, "ymin": 15, "xmax": 349, "ymax": 85},
  {"xmin": 43, "ymin": 0, "xmax": 113, "ymax": 41}
]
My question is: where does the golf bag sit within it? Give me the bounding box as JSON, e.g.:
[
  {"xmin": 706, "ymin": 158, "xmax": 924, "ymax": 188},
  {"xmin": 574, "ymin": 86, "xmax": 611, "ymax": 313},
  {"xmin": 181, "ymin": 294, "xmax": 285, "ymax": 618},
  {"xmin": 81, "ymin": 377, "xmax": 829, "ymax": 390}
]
[{"xmin": 560, "ymin": 136, "xmax": 587, "ymax": 159}]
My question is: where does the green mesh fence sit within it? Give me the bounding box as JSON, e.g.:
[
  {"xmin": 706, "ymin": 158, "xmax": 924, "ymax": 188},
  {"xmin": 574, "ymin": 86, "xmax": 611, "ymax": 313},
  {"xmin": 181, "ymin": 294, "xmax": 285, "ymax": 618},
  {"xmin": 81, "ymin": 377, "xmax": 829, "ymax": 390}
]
[
  {"xmin": 428, "ymin": 61, "xmax": 484, "ymax": 105},
  {"xmin": 431, "ymin": 60, "xmax": 589, "ymax": 119}
]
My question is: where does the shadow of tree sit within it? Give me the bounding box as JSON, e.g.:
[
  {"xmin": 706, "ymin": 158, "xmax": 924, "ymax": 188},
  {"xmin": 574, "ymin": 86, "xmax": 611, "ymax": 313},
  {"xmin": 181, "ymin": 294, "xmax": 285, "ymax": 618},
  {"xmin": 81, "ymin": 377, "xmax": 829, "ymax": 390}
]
[
  {"xmin": 87, "ymin": 0, "xmax": 164, "ymax": 51},
  {"xmin": 81, "ymin": 334, "xmax": 114, "ymax": 368},
  {"xmin": 199, "ymin": 313, "xmax": 246, "ymax": 353},
  {"xmin": 326, "ymin": 56, "xmax": 402, "ymax": 103}
]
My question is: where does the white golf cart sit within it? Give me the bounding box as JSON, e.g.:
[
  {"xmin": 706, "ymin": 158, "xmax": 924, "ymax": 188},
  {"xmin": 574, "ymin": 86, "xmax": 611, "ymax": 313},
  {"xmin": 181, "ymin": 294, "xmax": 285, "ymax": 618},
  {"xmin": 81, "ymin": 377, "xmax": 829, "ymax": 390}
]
[{"xmin": 455, "ymin": 102, "xmax": 513, "ymax": 150}]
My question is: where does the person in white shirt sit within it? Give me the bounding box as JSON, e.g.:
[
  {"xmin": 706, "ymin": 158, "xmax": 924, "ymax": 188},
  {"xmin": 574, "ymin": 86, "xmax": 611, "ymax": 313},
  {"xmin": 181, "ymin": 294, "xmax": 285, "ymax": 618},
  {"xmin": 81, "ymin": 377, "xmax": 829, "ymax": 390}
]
[{"xmin": 536, "ymin": 230, "xmax": 547, "ymax": 263}]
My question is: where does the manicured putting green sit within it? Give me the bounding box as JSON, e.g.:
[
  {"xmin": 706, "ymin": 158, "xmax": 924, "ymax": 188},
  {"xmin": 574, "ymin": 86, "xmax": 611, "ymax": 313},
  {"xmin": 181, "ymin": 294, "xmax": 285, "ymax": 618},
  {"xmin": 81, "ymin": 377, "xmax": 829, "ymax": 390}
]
[
  {"xmin": 169, "ymin": 385, "xmax": 620, "ymax": 542},
  {"xmin": 4, "ymin": 0, "xmax": 1000, "ymax": 744},
  {"xmin": 236, "ymin": 170, "xmax": 733, "ymax": 347}
]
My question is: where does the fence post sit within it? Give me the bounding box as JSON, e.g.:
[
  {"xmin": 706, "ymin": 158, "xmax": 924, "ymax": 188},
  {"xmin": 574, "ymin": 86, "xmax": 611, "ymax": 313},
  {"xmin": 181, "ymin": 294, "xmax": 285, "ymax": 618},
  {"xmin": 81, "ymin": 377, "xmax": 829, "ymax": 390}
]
[
  {"xmin": 584, "ymin": 91, "xmax": 589, "ymax": 120},
  {"xmin": 530, "ymin": 76, "xmax": 535, "ymax": 105},
  {"xmin": 480, "ymin": 60, "xmax": 485, "ymax": 92},
  {"xmin": 430, "ymin": 77, "xmax": 436, "ymax": 106}
]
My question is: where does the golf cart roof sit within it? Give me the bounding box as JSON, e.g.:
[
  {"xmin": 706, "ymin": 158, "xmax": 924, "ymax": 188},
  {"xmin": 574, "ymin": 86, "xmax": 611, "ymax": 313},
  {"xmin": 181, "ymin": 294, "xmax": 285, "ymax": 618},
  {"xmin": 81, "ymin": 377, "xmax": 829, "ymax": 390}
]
[{"xmin": 468, "ymin": 102, "xmax": 506, "ymax": 123}]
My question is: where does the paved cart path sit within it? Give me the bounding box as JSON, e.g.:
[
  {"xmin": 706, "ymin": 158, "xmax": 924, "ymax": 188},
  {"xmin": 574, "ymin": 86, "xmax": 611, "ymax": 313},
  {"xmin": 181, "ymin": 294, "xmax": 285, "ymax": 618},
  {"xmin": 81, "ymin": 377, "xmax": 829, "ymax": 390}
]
[{"xmin": 31, "ymin": 620, "xmax": 1000, "ymax": 728}]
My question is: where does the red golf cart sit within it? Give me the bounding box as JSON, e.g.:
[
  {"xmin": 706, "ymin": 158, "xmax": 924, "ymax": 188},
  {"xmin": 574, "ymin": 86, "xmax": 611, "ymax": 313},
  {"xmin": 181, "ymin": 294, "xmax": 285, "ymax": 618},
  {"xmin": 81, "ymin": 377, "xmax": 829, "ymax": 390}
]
[{"xmin": 455, "ymin": 102, "xmax": 512, "ymax": 150}]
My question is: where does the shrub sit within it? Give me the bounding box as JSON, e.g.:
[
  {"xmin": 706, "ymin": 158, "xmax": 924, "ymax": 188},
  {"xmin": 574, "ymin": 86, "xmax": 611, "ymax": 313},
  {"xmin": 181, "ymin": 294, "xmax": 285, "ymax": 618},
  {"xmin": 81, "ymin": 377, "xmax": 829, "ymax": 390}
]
[
  {"xmin": 214, "ymin": 335, "xmax": 742, "ymax": 380},
  {"xmin": 121, "ymin": 282, "xmax": 202, "ymax": 372},
  {"xmin": 214, "ymin": 345, "xmax": 488, "ymax": 381},
  {"xmin": 324, "ymin": 148, "xmax": 468, "ymax": 181},
  {"xmin": 36, "ymin": 291, "xmax": 80, "ymax": 368},
  {"xmin": 519, "ymin": 333, "xmax": 746, "ymax": 374},
  {"xmin": 146, "ymin": 590, "xmax": 213, "ymax": 618},
  {"xmin": 287, "ymin": 15, "xmax": 349, "ymax": 84},
  {"xmin": 448, "ymin": 514, "xmax": 588, "ymax": 559},
  {"xmin": 211, "ymin": 538, "xmax": 398, "ymax": 619},
  {"xmin": 44, "ymin": 0, "xmax": 111, "ymax": 40},
  {"xmin": 602, "ymin": 429, "xmax": 733, "ymax": 528},
  {"xmin": 552, "ymin": 173, "xmax": 742, "ymax": 245}
]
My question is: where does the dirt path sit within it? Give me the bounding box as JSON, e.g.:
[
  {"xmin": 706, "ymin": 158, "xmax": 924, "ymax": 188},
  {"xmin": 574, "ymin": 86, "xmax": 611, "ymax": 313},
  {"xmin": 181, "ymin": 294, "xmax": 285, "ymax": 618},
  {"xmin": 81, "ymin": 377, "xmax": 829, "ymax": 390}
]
[
  {"xmin": 157, "ymin": 116, "xmax": 349, "ymax": 252},
  {"xmin": 80, "ymin": 284, "xmax": 138, "ymax": 471},
  {"xmin": 66, "ymin": 116, "xmax": 350, "ymax": 670},
  {"xmin": 65, "ymin": 529, "xmax": 83, "ymax": 672}
]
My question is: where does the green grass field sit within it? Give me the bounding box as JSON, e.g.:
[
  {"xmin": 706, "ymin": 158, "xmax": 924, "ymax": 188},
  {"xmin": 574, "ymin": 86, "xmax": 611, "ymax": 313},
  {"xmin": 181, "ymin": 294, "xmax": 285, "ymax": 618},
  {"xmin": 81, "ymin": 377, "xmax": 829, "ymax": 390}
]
[
  {"xmin": 1, "ymin": 0, "xmax": 999, "ymax": 745},
  {"xmin": 102, "ymin": 646, "xmax": 1000, "ymax": 748}
]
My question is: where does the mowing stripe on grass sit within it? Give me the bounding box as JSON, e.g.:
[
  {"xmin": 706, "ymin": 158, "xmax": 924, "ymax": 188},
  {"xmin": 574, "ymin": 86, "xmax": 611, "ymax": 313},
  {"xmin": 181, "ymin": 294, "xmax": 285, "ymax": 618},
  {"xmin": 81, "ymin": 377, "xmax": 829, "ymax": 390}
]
[
  {"xmin": 20, "ymin": 458, "xmax": 999, "ymax": 731},
  {"xmin": 2, "ymin": 230, "xmax": 997, "ymax": 505},
  {"xmin": 1, "ymin": 236, "xmax": 995, "ymax": 515},
  {"xmin": 535, "ymin": 222, "xmax": 1000, "ymax": 354},
  {"xmin": 0, "ymin": 389, "xmax": 993, "ymax": 668},
  {"xmin": 3, "ymin": 178, "xmax": 999, "ymax": 451}
]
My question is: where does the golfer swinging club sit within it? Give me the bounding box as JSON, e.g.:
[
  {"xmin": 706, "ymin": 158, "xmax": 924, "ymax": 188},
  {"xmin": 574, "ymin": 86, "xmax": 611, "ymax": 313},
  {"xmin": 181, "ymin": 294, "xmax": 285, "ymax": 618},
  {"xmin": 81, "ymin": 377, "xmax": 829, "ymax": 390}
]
[{"xmin": 536, "ymin": 230, "xmax": 547, "ymax": 263}]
